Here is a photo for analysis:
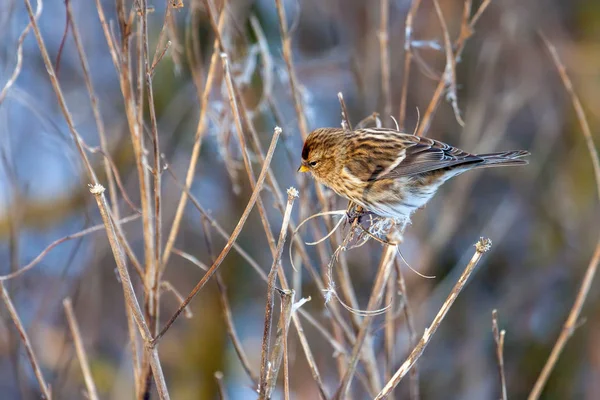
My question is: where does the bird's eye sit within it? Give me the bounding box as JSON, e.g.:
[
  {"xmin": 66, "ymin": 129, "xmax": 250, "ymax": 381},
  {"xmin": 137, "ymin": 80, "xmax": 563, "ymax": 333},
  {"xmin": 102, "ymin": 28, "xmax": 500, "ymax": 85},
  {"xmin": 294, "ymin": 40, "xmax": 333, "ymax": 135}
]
[{"xmin": 309, "ymin": 161, "xmax": 318, "ymax": 167}]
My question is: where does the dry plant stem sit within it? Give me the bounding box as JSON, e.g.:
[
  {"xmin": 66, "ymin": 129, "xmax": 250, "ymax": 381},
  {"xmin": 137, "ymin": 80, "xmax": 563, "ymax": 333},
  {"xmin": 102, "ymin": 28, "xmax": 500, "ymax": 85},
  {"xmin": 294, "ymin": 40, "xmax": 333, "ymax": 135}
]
[
  {"xmin": 375, "ymin": 238, "xmax": 491, "ymax": 399},
  {"xmin": 530, "ymin": 245, "xmax": 600, "ymax": 397},
  {"xmin": 432, "ymin": 0, "xmax": 464, "ymax": 127},
  {"xmin": 384, "ymin": 268, "xmax": 396, "ymax": 383},
  {"xmin": 201, "ymin": 213, "xmax": 258, "ymax": 385},
  {"xmin": 140, "ymin": 0, "xmax": 162, "ymax": 352},
  {"xmin": 338, "ymin": 92, "xmax": 353, "ymax": 131},
  {"xmin": 19, "ymin": 5, "xmax": 159, "ymax": 393},
  {"xmin": 160, "ymin": 281, "xmax": 193, "ymax": 318},
  {"xmin": 153, "ymin": 127, "xmax": 282, "ymax": 344},
  {"xmin": 394, "ymin": 258, "xmax": 420, "ymax": 400},
  {"xmin": 220, "ymin": 51, "xmax": 277, "ymax": 254},
  {"xmin": 334, "ymin": 244, "xmax": 398, "ymax": 399},
  {"xmin": 274, "ymin": 0, "xmax": 309, "ymax": 140},
  {"xmin": 528, "ymin": 35, "xmax": 600, "ymax": 400},
  {"xmin": 0, "ymin": 0, "xmax": 41, "ymax": 106},
  {"xmin": 63, "ymin": 298, "xmax": 99, "ymax": 400},
  {"xmin": 398, "ymin": 0, "xmax": 422, "ymax": 130},
  {"xmin": 379, "ymin": 0, "xmax": 391, "ymax": 121},
  {"xmin": 215, "ymin": 372, "xmax": 228, "ymax": 400},
  {"xmin": 492, "ymin": 310, "xmax": 507, "ymax": 400},
  {"xmin": 216, "ymin": 274, "xmax": 258, "ymax": 384},
  {"xmin": 65, "ymin": 1, "xmax": 118, "ymax": 218},
  {"xmin": 259, "ymin": 191, "xmax": 298, "ymax": 398},
  {"xmin": 161, "ymin": 2, "xmax": 226, "ymax": 269},
  {"xmin": 331, "ymin": 230, "xmax": 382, "ymax": 392},
  {"xmin": 415, "ymin": 0, "xmax": 490, "ymax": 137},
  {"xmin": 0, "ymin": 282, "xmax": 52, "ymax": 399},
  {"xmin": 174, "ymin": 168, "xmax": 335, "ymax": 397},
  {"xmin": 174, "ymin": 170, "xmax": 349, "ymax": 374},
  {"xmin": 266, "ymin": 290, "xmax": 295, "ymax": 400},
  {"xmin": 23, "ymin": 0, "xmax": 96, "ymax": 182},
  {"xmin": 0, "ymin": 214, "xmax": 139, "ymax": 281},
  {"xmin": 89, "ymin": 187, "xmax": 170, "ymax": 399}
]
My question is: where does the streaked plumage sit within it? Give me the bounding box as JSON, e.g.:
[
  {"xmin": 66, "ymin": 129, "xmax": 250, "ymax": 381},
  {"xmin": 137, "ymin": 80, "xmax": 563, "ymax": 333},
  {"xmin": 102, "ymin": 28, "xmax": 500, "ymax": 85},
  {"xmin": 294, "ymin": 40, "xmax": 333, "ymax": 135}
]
[{"xmin": 298, "ymin": 127, "xmax": 529, "ymax": 221}]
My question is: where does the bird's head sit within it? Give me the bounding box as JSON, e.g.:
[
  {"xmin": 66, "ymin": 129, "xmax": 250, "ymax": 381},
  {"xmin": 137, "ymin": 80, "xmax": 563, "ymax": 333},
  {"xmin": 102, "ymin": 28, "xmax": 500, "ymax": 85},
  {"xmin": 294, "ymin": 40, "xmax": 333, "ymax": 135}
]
[{"xmin": 298, "ymin": 128, "xmax": 344, "ymax": 183}]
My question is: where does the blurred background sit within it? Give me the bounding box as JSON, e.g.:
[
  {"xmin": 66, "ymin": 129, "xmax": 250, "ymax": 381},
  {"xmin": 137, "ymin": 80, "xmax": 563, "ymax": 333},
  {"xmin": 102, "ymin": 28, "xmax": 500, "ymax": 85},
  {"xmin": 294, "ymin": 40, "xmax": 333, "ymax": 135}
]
[{"xmin": 1, "ymin": 0, "xmax": 599, "ymax": 398}]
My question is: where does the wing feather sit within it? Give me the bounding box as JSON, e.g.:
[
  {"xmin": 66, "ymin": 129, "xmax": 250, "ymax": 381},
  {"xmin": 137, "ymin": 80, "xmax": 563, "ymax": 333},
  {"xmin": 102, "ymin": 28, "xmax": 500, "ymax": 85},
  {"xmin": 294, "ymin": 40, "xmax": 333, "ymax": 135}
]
[{"xmin": 349, "ymin": 129, "xmax": 484, "ymax": 180}]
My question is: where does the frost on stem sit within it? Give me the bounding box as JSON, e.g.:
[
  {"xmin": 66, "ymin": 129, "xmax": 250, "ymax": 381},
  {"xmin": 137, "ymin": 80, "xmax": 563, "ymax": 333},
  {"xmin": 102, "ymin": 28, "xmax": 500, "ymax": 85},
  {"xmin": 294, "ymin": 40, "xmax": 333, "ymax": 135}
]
[
  {"xmin": 88, "ymin": 183, "xmax": 105, "ymax": 195},
  {"xmin": 475, "ymin": 237, "xmax": 492, "ymax": 253}
]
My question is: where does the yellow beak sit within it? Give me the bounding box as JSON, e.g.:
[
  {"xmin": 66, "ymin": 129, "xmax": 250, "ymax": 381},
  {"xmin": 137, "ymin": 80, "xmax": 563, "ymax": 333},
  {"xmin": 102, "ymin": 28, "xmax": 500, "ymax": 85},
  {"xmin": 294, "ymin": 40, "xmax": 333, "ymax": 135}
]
[{"xmin": 298, "ymin": 164, "xmax": 309, "ymax": 173}]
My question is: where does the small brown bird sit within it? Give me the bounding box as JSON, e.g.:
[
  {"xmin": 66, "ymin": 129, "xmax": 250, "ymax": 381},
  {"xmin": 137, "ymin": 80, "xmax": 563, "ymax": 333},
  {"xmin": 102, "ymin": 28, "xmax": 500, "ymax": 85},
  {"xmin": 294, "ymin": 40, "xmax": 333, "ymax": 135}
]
[{"xmin": 298, "ymin": 127, "xmax": 529, "ymax": 221}]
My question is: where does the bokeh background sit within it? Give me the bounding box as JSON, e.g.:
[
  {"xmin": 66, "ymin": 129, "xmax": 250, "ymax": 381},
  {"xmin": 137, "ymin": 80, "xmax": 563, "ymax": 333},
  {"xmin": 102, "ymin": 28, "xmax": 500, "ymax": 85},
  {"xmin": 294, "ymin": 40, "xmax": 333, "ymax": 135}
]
[{"xmin": 1, "ymin": 0, "xmax": 599, "ymax": 399}]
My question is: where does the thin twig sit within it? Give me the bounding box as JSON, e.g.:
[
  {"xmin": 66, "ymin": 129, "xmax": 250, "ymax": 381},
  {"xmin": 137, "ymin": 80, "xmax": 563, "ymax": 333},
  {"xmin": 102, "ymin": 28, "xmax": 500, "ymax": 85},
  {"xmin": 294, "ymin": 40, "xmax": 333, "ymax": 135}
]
[
  {"xmin": 215, "ymin": 372, "xmax": 228, "ymax": 400},
  {"xmin": 384, "ymin": 267, "xmax": 396, "ymax": 384},
  {"xmin": 398, "ymin": 0, "xmax": 422, "ymax": 130},
  {"xmin": 0, "ymin": 0, "xmax": 41, "ymax": 106},
  {"xmin": 338, "ymin": 92, "xmax": 353, "ymax": 131},
  {"xmin": 153, "ymin": 127, "xmax": 282, "ymax": 344},
  {"xmin": 200, "ymin": 214, "xmax": 258, "ymax": 385},
  {"xmin": 334, "ymin": 244, "xmax": 397, "ymax": 399},
  {"xmin": 528, "ymin": 34, "xmax": 600, "ymax": 400},
  {"xmin": 0, "ymin": 214, "xmax": 139, "ymax": 281},
  {"xmin": 379, "ymin": 0, "xmax": 391, "ymax": 122},
  {"xmin": 416, "ymin": 0, "xmax": 491, "ymax": 136},
  {"xmin": 432, "ymin": 0, "xmax": 464, "ymax": 127},
  {"xmin": 161, "ymin": 0, "xmax": 226, "ymax": 269},
  {"xmin": 375, "ymin": 238, "xmax": 492, "ymax": 399},
  {"xmin": 268, "ymin": 289, "xmax": 295, "ymax": 400},
  {"xmin": 492, "ymin": 310, "xmax": 507, "ymax": 400},
  {"xmin": 88, "ymin": 185, "xmax": 170, "ymax": 399},
  {"xmin": 63, "ymin": 298, "xmax": 99, "ymax": 400},
  {"xmin": 0, "ymin": 282, "xmax": 52, "ymax": 399},
  {"xmin": 66, "ymin": 0, "xmax": 119, "ymax": 218},
  {"xmin": 395, "ymin": 258, "xmax": 420, "ymax": 400},
  {"xmin": 259, "ymin": 189, "xmax": 298, "ymax": 398},
  {"xmin": 274, "ymin": 0, "xmax": 309, "ymax": 139}
]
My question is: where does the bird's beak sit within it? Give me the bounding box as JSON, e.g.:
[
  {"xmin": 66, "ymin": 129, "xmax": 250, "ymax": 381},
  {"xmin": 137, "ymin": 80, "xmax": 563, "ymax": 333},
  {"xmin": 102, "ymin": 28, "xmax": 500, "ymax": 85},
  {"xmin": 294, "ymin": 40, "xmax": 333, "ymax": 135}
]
[{"xmin": 298, "ymin": 163, "xmax": 309, "ymax": 173}]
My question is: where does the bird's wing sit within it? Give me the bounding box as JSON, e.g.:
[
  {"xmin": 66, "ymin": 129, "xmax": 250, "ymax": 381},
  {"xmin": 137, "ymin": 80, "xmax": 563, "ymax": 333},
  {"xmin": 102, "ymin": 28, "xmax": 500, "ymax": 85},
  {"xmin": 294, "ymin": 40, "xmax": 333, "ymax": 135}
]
[
  {"xmin": 385, "ymin": 135, "xmax": 484, "ymax": 177},
  {"xmin": 346, "ymin": 129, "xmax": 483, "ymax": 181}
]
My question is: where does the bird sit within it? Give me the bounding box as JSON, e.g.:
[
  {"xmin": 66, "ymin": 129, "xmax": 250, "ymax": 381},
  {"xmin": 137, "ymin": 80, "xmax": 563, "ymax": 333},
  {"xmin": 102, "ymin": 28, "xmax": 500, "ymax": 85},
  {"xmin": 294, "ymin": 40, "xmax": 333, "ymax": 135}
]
[{"xmin": 298, "ymin": 127, "xmax": 529, "ymax": 222}]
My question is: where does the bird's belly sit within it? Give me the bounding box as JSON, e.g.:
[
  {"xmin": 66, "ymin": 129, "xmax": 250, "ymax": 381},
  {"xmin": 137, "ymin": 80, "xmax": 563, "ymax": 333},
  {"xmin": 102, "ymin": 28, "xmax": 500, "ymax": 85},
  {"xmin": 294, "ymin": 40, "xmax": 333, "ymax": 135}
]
[{"xmin": 361, "ymin": 178, "xmax": 441, "ymax": 221}]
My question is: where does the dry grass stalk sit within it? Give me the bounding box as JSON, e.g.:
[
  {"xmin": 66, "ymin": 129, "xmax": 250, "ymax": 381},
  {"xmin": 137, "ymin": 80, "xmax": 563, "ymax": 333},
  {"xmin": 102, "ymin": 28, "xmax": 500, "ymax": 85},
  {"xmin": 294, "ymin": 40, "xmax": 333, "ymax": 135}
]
[
  {"xmin": 0, "ymin": 214, "xmax": 139, "ymax": 281},
  {"xmin": 215, "ymin": 371, "xmax": 228, "ymax": 400},
  {"xmin": 395, "ymin": 258, "xmax": 420, "ymax": 399},
  {"xmin": 492, "ymin": 310, "xmax": 508, "ymax": 400},
  {"xmin": 0, "ymin": 282, "xmax": 52, "ymax": 399},
  {"xmin": 528, "ymin": 34, "xmax": 600, "ymax": 400},
  {"xmin": 88, "ymin": 184, "xmax": 170, "ymax": 399},
  {"xmin": 0, "ymin": 0, "xmax": 41, "ymax": 106},
  {"xmin": 266, "ymin": 289, "xmax": 295, "ymax": 399},
  {"xmin": 65, "ymin": 0, "xmax": 119, "ymax": 219},
  {"xmin": 379, "ymin": 0, "xmax": 392, "ymax": 121},
  {"xmin": 416, "ymin": 0, "xmax": 491, "ymax": 136},
  {"xmin": 375, "ymin": 238, "xmax": 492, "ymax": 399},
  {"xmin": 259, "ymin": 189, "xmax": 298, "ymax": 398},
  {"xmin": 153, "ymin": 127, "xmax": 282, "ymax": 343},
  {"xmin": 274, "ymin": 0, "xmax": 309, "ymax": 139},
  {"xmin": 161, "ymin": 0, "xmax": 227, "ymax": 269},
  {"xmin": 63, "ymin": 298, "xmax": 99, "ymax": 400},
  {"xmin": 334, "ymin": 243, "xmax": 398, "ymax": 399},
  {"xmin": 398, "ymin": 0, "xmax": 422, "ymax": 130}
]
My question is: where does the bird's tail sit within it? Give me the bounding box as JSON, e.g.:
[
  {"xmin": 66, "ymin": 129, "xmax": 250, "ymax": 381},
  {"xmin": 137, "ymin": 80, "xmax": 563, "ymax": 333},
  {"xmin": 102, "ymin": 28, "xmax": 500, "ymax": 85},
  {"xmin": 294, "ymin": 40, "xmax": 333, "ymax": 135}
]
[{"xmin": 475, "ymin": 150, "xmax": 530, "ymax": 168}]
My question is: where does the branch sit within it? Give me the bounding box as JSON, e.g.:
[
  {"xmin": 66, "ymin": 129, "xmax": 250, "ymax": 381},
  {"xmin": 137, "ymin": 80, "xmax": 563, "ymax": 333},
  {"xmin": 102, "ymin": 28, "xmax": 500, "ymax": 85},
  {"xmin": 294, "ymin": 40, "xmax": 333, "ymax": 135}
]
[
  {"xmin": 63, "ymin": 298, "xmax": 99, "ymax": 400},
  {"xmin": 375, "ymin": 238, "xmax": 492, "ymax": 399}
]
